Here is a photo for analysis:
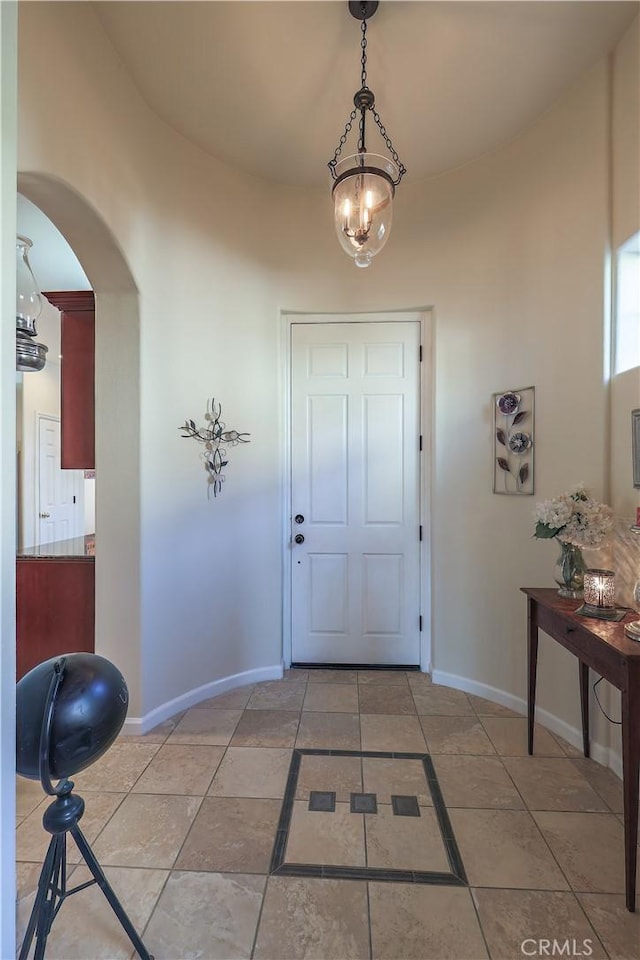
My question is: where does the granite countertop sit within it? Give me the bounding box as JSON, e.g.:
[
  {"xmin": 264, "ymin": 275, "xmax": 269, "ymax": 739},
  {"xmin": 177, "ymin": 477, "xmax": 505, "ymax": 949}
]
[{"xmin": 17, "ymin": 534, "xmax": 95, "ymax": 559}]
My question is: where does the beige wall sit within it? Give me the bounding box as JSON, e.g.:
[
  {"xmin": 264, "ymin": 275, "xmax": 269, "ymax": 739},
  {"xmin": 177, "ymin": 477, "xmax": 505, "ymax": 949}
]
[
  {"xmin": 15, "ymin": 3, "xmax": 639, "ymax": 772},
  {"xmin": 611, "ymin": 16, "xmax": 640, "ymax": 521},
  {"xmin": 612, "ymin": 16, "xmax": 640, "ymax": 254}
]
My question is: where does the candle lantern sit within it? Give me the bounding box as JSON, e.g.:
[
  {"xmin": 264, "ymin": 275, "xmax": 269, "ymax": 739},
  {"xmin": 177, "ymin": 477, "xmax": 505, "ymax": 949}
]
[{"xmin": 583, "ymin": 569, "xmax": 616, "ymax": 617}]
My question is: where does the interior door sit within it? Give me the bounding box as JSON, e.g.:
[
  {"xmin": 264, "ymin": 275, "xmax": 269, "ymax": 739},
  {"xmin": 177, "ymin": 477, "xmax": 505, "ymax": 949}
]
[
  {"xmin": 38, "ymin": 415, "xmax": 84, "ymax": 546},
  {"xmin": 291, "ymin": 320, "xmax": 421, "ymax": 665}
]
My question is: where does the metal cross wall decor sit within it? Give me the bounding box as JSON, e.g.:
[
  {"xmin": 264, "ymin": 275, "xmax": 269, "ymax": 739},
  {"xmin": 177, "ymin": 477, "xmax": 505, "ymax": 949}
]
[{"xmin": 179, "ymin": 397, "xmax": 250, "ymax": 497}]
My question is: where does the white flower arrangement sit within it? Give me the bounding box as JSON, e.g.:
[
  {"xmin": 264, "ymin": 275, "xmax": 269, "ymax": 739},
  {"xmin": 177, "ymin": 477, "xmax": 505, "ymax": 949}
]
[{"xmin": 534, "ymin": 484, "xmax": 613, "ymax": 548}]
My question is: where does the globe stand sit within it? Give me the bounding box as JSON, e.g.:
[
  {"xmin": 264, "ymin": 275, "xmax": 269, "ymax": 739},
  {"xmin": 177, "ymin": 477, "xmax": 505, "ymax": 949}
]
[
  {"xmin": 17, "ymin": 657, "xmax": 154, "ymax": 960},
  {"xmin": 19, "ymin": 781, "xmax": 153, "ymax": 960}
]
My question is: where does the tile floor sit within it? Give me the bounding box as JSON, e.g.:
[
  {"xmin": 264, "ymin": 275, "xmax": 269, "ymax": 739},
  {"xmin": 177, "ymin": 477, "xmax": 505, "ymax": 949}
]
[{"xmin": 15, "ymin": 670, "xmax": 640, "ymax": 959}]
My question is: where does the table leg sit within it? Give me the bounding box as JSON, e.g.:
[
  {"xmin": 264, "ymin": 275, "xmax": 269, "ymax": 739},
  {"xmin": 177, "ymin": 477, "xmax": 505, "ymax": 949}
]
[
  {"xmin": 621, "ymin": 668, "xmax": 640, "ymax": 912},
  {"xmin": 578, "ymin": 661, "xmax": 590, "ymax": 758},
  {"xmin": 527, "ymin": 600, "xmax": 538, "ymax": 756}
]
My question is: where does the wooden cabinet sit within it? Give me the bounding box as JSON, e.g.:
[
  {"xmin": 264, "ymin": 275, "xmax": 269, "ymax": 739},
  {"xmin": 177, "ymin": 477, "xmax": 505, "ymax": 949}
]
[
  {"xmin": 43, "ymin": 290, "xmax": 95, "ymax": 469},
  {"xmin": 16, "ymin": 556, "xmax": 95, "ymax": 680}
]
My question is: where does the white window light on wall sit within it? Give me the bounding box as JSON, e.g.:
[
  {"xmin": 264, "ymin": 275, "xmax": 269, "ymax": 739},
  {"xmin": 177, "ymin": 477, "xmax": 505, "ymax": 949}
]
[{"xmin": 615, "ymin": 231, "xmax": 640, "ymax": 375}]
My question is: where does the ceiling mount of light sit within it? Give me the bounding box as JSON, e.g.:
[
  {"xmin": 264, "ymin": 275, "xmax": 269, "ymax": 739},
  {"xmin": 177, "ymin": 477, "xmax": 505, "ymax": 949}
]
[{"xmin": 328, "ymin": 0, "xmax": 406, "ymax": 268}]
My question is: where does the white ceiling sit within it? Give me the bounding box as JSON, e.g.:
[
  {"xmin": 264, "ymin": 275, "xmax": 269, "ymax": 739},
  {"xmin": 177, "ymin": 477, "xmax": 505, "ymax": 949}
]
[{"xmin": 93, "ymin": 0, "xmax": 638, "ymax": 187}]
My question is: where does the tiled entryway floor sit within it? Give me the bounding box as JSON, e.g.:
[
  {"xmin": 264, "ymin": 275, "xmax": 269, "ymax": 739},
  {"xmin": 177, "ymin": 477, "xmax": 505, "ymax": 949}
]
[{"xmin": 15, "ymin": 670, "xmax": 640, "ymax": 959}]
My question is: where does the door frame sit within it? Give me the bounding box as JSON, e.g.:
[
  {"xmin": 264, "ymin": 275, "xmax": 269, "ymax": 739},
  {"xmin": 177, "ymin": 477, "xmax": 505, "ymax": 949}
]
[{"xmin": 280, "ymin": 309, "xmax": 434, "ymax": 672}]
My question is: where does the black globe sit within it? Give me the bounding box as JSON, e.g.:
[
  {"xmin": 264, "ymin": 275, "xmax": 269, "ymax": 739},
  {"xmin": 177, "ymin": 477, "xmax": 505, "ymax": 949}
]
[{"xmin": 16, "ymin": 653, "xmax": 129, "ymax": 781}]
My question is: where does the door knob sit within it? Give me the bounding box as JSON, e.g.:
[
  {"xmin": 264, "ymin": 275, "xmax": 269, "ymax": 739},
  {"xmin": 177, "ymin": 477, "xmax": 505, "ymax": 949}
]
[
  {"xmin": 39, "ymin": 512, "xmax": 50, "ymax": 518},
  {"xmin": 294, "ymin": 533, "xmax": 305, "ymax": 544},
  {"xmin": 294, "ymin": 514, "xmax": 304, "ymax": 524}
]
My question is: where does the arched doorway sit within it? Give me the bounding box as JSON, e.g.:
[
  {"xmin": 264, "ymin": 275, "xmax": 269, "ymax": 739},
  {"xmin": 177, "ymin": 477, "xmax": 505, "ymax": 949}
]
[
  {"xmin": 16, "ymin": 173, "xmax": 142, "ymax": 708},
  {"xmin": 8, "ymin": 173, "xmax": 143, "ymax": 951}
]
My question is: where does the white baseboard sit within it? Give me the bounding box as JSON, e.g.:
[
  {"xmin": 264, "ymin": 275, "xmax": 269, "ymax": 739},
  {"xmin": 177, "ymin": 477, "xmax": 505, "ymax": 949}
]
[
  {"xmin": 122, "ymin": 663, "xmax": 284, "ymax": 736},
  {"xmin": 431, "ymin": 669, "xmax": 622, "ymax": 778}
]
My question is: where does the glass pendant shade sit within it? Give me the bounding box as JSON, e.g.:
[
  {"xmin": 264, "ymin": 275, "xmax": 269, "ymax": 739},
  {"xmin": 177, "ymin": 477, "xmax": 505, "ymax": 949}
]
[
  {"xmin": 17, "ymin": 236, "xmax": 42, "ymax": 335},
  {"xmin": 332, "ymin": 154, "xmax": 397, "ymax": 268},
  {"xmin": 16, "ymin": 235, "xmax": 48, "ymax": 373}
]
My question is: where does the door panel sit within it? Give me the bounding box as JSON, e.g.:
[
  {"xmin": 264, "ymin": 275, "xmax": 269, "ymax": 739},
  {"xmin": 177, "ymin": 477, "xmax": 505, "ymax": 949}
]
[
  {"xmin": 309, "ymin": 395, "xmax": 348, "ymax": 524},
  {"xmin": 309, "ymin": 554, "xmax": 348, "ymax": 634},
  {"xmin": 363, "ymin": 394, "xmax": 404, "ymax": 523},
  {"xmin": 363, "ymin": 554, "xmax": 403, "ymax": 634},
  {"xmin": 364, "ymin": 341, "xmax": 404, "ymax": 378},
  {"xmin": 38, "ymin": 416, "xmax": 84, "ymax": 545},
  {"xmin": 291, "ymin": 320, "xmax": 421, "ymax": 665},
  {"xmin": 309, "ymin": 342, "xmax": 348, "ymax": 378}
]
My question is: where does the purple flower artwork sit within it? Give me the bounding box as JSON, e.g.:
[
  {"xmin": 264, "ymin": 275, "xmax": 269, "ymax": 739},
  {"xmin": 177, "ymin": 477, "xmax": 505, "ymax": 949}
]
[
  {"xmin": 497, "ymin": 392, "xmax": 520, "ymax": 416},
  {"xmin": 493, "ymin": 386, "xmax": 535, "ymax": 495}
]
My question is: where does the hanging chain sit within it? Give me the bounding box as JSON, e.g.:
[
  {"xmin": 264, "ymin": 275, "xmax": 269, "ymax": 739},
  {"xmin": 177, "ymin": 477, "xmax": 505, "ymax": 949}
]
[
  {"xmin": 372, "ymin": 110, "xmax": 407, "ymax": 181},
  {"xmin": 328, "ymin": 3, "xmax": 406, "ymax": 185},
  {"xmin": 360, "ymin": 15, "xmax": 368, "ymax": 89},
  {"xmin": 357, "ymin": 15, "xmax": 368, "ymax": 152},
  {"xmin": 328, "ymin": 107, "xmax": 359, "ymax": 177},
  {"xmin": 329, "ymin": 12, "xmax": 369, "ymax": 177}
]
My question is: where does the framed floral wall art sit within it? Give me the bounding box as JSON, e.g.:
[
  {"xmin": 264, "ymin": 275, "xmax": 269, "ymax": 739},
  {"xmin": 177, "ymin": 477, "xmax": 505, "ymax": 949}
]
[{"xmin": 492, "ymin": 386, "xmax": 535, "ymax": 495}]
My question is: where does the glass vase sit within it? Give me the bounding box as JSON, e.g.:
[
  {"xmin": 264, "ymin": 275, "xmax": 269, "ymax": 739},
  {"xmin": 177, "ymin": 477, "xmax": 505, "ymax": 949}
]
[{"xmin": 554, "ymin": 541, "xmax": 586, "ymax": 599}]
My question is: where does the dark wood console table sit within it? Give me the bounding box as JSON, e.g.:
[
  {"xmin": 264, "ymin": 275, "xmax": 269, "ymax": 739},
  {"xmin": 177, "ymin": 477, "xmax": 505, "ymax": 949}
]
[{"xmin": 522, "ymin": 587, "xmax": 640, "ymax": 911}]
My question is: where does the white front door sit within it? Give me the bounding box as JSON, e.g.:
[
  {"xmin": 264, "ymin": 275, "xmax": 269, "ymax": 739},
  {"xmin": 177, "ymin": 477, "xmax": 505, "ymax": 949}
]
[
  {"xmin": 290, "ymin": 320, "xmax": 421, "ymax": 665},
  {"xmin": 38, "ymin": 415, "xmax": 84, "ymax": 546}
]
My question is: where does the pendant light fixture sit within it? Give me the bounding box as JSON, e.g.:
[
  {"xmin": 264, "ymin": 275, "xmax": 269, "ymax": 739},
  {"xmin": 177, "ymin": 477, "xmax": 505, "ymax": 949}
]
[
  {"xmin": 328, "ymin": 0, "xmax": 406, "ymax": 268},
  {"xmin": 16, "ymin": 235, "xmax": 48, "ymax": 372}
]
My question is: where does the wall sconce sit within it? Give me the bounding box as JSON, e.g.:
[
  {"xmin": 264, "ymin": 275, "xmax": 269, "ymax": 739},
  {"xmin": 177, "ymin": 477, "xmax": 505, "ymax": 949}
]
[
  {"xmin": 582, "ymin": 569, "xmax": 617, "ymax": 619},
  {"xmin": 16, "ymin": 235, "xmax": 48, "ymax": 372}
]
